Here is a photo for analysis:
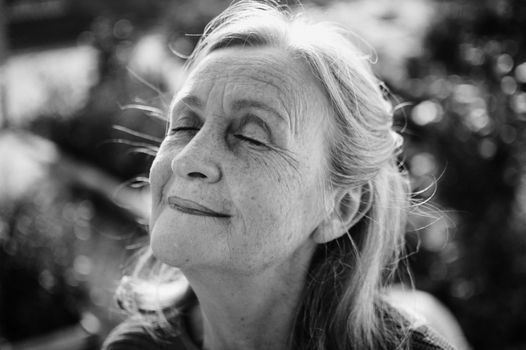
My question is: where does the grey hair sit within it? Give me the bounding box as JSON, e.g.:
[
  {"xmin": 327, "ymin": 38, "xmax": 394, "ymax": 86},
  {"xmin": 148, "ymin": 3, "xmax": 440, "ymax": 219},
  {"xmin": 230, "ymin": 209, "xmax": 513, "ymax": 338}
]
[{"xmin": 116, "ymin": 1, "xmax": 411, "ymax": 349}]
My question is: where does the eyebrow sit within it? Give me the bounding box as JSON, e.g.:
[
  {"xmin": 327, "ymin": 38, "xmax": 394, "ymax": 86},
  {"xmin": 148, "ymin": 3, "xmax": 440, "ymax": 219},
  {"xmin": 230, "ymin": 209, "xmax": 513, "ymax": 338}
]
[
  {"xmin": 178, "ymin": 95, "xmax": 204, "ymax": 110},
  {"xmin": 175, "ymin": 95, "xmax": 288, "ymax": 125},
  {"xmin": 230, "ymin": 99, "xmax": 287, "ymax": 125}
]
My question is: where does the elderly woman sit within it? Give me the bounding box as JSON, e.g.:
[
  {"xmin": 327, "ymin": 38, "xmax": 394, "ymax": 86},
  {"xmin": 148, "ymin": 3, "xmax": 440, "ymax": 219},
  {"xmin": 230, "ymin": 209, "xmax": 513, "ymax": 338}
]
[{"xmin": 103, "ymin": 1, "xmax": 456, "ymax": 349}]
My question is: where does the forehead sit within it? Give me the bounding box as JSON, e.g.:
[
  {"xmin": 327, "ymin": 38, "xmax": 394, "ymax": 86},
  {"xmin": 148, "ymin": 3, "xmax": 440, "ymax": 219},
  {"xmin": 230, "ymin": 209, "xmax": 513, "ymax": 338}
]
[
  {"xmin": 178, "ymin": 47, "xmax": 329, "ymax": 133},
  {"xmin": 188, "ymin": 47, "xmax": 307, "ymax": 91}
]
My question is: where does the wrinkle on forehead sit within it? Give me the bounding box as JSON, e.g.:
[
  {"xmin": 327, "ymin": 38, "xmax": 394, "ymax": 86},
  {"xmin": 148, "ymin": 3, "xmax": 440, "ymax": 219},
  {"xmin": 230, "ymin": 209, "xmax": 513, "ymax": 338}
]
[{"xmin": 184, "ymin": 47, "xmax": 324, "ymax": 136}]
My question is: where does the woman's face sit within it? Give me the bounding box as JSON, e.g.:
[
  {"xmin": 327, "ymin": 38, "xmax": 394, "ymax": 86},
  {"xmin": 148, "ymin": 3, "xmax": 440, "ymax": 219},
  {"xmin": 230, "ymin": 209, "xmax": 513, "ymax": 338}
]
[{"xmin": 149, "ymin": 47, "xmax": 332, "ymax": 274}]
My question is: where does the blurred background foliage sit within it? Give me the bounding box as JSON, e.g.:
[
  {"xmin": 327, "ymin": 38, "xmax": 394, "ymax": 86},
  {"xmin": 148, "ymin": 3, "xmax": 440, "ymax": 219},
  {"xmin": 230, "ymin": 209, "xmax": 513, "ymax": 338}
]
[{"xmin": 0, "ymin": 0, "xmax": 525, "ymax": 349}]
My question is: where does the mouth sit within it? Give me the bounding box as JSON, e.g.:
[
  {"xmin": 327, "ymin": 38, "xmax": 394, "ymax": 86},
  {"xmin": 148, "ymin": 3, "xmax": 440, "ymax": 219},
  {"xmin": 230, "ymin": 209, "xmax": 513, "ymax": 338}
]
[{"xmin": 167, "ymin": 196, "xmax": 231, "ymax": 218}]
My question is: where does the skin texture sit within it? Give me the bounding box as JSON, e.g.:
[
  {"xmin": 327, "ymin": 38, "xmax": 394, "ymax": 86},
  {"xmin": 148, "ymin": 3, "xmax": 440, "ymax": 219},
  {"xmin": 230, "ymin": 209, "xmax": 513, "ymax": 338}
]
[{"xmin": 149, "ymin": 47, "xmax": 338, "ymax": 350}]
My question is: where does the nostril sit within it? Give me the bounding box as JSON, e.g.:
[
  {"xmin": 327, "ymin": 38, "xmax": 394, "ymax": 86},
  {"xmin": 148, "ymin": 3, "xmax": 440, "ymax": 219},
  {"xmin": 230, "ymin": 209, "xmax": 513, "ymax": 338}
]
[{"xmin": 188, "ymin": 172, "xmax": 207, "ymax": 179}]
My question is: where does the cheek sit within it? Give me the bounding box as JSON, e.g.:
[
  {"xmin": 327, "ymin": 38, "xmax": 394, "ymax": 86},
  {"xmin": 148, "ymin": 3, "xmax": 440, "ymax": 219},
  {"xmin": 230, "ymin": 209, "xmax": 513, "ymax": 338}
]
[
  {"xmin": 232, "ymin": 155, "xmax": 298, "ymax": 218},
  {"xmin": 227, "ymin": 185, "xmax": 319, "ymax": 272},
  {"xmin": 228, "ymin": 160, "xmax": 310, "ymax": 246},
  {"xmin": 149, "ymin": 148, "xmax": 176, "ymax": 221}
]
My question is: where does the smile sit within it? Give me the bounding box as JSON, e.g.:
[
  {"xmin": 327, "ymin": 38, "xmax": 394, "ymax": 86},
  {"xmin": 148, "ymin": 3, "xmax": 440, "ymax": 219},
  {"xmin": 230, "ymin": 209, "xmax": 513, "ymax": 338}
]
[{"xmin": 167, "ymin": 196, "xmax": 231, "ymax": 218}]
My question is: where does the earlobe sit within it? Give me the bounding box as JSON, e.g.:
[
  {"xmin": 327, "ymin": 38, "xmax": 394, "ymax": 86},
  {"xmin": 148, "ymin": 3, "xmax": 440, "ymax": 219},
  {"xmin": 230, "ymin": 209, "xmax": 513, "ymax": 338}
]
[{"xmin": 312, "ymin": 184, "xmax": 371, "ymax": 244}]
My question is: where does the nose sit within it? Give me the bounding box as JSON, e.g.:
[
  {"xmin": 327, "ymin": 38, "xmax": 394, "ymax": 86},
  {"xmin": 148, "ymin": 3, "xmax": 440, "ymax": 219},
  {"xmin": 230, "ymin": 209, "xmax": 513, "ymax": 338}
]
[{"xmin": 170, "ymin": 133, "xmax": 222, "ymax": 184}]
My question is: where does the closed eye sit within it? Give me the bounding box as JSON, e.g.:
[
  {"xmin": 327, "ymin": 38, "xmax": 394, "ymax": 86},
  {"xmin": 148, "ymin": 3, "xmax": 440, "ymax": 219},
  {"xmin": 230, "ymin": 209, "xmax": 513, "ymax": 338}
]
[
  {"xmin": 168, "ymin": 126, "xmax": 200, "ymax": 136},
  {"xmin": 168, "ymin": 109, "xmax": 202, "ymax": 137},
  {"xmin": 234, "ymin": 134, "xmax": 267, "ymax": 148}
]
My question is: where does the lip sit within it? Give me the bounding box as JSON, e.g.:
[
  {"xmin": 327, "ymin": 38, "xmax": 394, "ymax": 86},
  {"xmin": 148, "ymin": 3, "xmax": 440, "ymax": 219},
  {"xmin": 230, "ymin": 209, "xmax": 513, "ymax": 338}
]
[{"xmin": 167, "ymin": 196, "xmax": 231, "ymax": 218}]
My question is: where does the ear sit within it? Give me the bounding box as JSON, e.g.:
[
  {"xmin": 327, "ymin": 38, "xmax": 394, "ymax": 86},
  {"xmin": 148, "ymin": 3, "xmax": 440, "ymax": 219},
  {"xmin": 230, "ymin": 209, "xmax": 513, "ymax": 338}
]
[{"xmin": 312, "ymin": 184, "xmax": 371, "ymax": 244}]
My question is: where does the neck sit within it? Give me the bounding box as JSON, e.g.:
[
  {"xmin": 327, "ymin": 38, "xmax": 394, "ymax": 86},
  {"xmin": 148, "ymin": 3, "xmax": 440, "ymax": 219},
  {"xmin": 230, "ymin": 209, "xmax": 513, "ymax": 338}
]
[{"xmin": 182, "ymin": 250, "xmax": 313, "ymax": 350}]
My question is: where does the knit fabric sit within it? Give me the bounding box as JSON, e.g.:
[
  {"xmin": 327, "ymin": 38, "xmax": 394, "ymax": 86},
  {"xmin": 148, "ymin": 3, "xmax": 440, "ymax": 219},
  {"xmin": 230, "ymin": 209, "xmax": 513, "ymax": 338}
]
[
  {"xmin": 408, "ymin": 325, "xmax": 456, "ymax": 350},
  {"xmin": 102, "ymin": 316, "xmax": 456, "ymax": 350}
]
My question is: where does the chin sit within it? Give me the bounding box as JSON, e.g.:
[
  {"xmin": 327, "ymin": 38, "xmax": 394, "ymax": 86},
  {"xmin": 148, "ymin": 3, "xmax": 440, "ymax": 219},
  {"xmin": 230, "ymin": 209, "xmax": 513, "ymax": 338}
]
[
  {"xmin": 150, "ymin": 236, "xmax": 186, "ymax": 268},
  {"xmin": 149, "ymin": 219, "xmax": 225, "ymax": 270},
  {"xmin": 149, "ymin": 221, "xmax": 190, "ymax": 268}
]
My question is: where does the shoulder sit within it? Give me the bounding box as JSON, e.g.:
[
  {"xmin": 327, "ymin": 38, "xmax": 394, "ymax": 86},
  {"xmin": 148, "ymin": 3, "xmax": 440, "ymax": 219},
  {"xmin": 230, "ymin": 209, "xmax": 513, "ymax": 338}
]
[
  {"xmin": 380, "ymin": 298, "xmax": 457, "ymax": 350},
  {"xmin": 101, "ymin": 317, "xmax": 187, "ymax": 350},
  {"xmin": 408, "ymin": 324, "xmax": 457, "ymax": 350}
]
